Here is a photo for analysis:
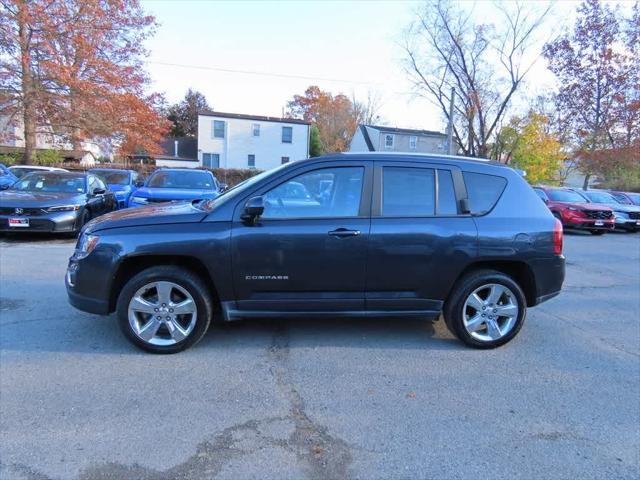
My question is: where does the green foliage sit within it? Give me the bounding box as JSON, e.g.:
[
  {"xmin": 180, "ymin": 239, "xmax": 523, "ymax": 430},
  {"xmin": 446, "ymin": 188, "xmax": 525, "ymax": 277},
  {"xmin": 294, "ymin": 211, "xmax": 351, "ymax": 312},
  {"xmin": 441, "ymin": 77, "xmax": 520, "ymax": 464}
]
[
  {"xmin": 309, "ymin": 125, "xmax": 323, "ymax": 157},
  {"xmin": 34, "ymin": 150, "xmax": 63, "ymax": 165},
  {"xmin": 167, "ymin": 89, "xmax": 211, "ymax": 137},
  {"xmin": 0, "ymin": 153, "xmax": 22, "ymax": 166},
  {"xmin": 499, "ymin": 113, "xmax": 565, "ymax": 184},
  {"xmin": 596, "ymin": 163, "xmax": 640, "ymax": 192}
]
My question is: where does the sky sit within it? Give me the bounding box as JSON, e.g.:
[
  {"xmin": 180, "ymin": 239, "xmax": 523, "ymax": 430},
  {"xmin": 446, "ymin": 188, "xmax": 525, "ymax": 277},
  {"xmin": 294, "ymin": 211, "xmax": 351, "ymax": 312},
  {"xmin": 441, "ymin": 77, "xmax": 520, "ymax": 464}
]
[{"xmin": 140, "ymin": 0, "xmax": 599, "ymax": 133}]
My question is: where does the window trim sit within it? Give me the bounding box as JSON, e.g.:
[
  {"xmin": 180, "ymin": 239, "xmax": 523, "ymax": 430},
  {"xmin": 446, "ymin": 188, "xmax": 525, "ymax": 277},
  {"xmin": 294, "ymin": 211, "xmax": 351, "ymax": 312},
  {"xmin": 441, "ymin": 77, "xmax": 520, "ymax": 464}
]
[
  {"xmin": 252, "ymin": 123, "xmax": 260, "ymax": 137},
  {"xmin": 248, "ymin": 154, "xmax": 256, "ymax": 168},
  {"xmin": 384, "ymin": 134, "xmax": 394, "ymax": 149},
  {"xmin": 281, "ymin": 156, "xmax": 290, "ymax": 164},
  {"xmin": 213, "ymin": 120, "xmax": 225, "ymax": 139},
  {"xmin": 409, "ymin": 135, "xmax": 417, "ymax": 150},
  {"xmin": 281, "ymin": 126, "xmax": 293, "ymax": 144},
  {"xmin": 232, "ymin": 161, "xmax": 374, "ymax": 222}
]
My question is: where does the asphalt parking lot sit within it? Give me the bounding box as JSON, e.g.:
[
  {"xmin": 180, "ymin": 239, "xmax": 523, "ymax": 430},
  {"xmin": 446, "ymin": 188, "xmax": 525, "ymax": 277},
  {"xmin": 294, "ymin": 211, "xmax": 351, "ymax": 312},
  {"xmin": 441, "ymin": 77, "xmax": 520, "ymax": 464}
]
[{"xmin": 0, "ymin": 231, "xmax": 639, "ymax": 480}]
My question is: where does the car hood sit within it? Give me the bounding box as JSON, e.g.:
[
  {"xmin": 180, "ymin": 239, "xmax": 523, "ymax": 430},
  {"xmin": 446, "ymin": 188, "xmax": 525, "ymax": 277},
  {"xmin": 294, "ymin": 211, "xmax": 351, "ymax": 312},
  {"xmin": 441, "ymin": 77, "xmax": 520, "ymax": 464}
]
[
  {"xmin": 85, "ymin": 200, "xmax": 208, "ymax": 233},
  {"xmin": 0, "ymin": 190, "xmax": 84, "ymax": 207},
  {"xmin": 554, "ymin": 201, "xmax": 612, "ymax": 211},
  {"xmin": 607, "ymin": 203, "xmax": 640, "ymax": 213},
  {"xmin": 132, "ymin": 187, "xmax": 219, "ymax": 200}
]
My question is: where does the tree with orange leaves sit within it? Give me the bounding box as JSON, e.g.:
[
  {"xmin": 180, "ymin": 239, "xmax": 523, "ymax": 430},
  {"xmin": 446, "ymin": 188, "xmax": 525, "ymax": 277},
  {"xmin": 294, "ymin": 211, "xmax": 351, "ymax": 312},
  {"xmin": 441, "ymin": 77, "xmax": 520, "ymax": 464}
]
[{"xmin": 0, "ymin": 0, "xmax": 169, "ymax": 164}]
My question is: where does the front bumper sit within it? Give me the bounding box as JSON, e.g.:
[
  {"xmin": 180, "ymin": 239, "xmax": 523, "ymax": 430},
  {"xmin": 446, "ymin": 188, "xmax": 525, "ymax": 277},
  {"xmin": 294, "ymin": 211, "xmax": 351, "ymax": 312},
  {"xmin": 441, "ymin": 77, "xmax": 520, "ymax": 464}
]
[
  {"xmin": 0, "ymin": 211, "xmax": 79, "ymax": 232},
  {"xmin": 614, "ymin": 217, "xmax": 640, "ymax": 230}
]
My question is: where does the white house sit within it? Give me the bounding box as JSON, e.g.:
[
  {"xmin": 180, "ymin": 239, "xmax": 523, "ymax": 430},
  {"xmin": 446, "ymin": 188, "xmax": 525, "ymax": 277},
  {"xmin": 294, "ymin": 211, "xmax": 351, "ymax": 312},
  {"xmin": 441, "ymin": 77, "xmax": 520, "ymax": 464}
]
[
  {"xmin": 197, "ymin": 111, "xmax": 310, "ymax": 170},
  {"xmin": 0, "ymin": 114, "xmax": 105, "ymax": 165},
  {"xmin": 350, "ymin": 124, "xmax": 448, "ymax": 154}
]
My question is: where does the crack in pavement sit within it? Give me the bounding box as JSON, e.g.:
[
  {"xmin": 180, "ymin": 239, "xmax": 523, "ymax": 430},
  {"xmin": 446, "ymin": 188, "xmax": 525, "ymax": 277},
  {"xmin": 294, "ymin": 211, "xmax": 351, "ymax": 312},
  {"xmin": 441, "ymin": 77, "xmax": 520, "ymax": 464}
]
[
  {"xmin": 267, "ymin": 321, "xmax": 353, "ymax": 480},
  {"xmin": 1, "ymin": 322, "xmax": 354, "ymax": 480}
]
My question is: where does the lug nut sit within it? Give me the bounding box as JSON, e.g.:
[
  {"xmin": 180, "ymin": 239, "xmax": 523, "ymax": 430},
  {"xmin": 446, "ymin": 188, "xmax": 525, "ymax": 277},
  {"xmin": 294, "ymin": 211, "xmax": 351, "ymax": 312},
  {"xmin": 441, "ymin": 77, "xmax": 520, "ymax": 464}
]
[
  {"xmin": 493, "ymin": 309, "xmax": 497, "ymax": 313},
  {"xmin": 481, "ymin": 313, "xmax": 486, "ymax": 317},
  {"xmin": 482, "ymin": 306, "xmax": 486, "ymax": 310},
  {"xmin": 169, "ymin": 308, "xmax": 174, "ymax": 313},
  {"xmin": 156, "ymin": 316, "xmax": 161, "ymax": 320},
  {"xmin": 154, "ymin": 308, "xmax": 159, "ymax": 312},
  {"xmin": 162, "ymin": 303, "xmax": 166, "ymax": 307}
]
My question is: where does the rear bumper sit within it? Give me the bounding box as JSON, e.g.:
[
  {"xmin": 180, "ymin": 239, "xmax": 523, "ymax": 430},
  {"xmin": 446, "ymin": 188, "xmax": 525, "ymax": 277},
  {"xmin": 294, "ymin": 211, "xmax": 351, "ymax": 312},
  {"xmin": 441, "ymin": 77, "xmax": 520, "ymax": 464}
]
[{"xmin": 530, "ymin": 255, "xmax": 565, "ymax": 306}]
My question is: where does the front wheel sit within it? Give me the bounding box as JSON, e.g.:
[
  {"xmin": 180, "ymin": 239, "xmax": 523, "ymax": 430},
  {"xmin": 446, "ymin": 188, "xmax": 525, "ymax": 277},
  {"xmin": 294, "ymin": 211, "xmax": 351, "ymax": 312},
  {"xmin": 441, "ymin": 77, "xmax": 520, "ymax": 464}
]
[
  {"xmin": 116, "ymin": 266, "xmax": 213, "ymax": 353},
  {"xmin": 444, "ymin": 270, "xmax": 527, "ymax": 349}
]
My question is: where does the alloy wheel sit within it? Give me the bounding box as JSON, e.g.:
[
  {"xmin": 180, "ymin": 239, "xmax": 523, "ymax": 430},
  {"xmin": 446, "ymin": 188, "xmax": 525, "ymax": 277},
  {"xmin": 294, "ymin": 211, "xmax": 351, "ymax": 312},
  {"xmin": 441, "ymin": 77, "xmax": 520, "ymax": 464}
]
[
  {"xmin": 462, "ymin": 283, "xmax": 519, "ymax": 342},
  {"xmin": 128, "ymin": 281, "xmax": 197, "ymax": 346}
]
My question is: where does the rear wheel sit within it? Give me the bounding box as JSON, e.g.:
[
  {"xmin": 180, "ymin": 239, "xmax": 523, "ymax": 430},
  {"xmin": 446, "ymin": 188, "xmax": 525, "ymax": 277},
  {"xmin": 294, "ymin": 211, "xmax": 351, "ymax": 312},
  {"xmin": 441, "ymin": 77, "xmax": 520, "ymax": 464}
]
[
  {"xmin": 590, "ymin": 230, "xmax": 606, "ymax": 235},
  {"xmin": 444, "ymin": 270, "xmax": 526, "ymax": 349},
  {"xmin": 116, "ymin": 266, "xmax": 213, "ymax": 353}
]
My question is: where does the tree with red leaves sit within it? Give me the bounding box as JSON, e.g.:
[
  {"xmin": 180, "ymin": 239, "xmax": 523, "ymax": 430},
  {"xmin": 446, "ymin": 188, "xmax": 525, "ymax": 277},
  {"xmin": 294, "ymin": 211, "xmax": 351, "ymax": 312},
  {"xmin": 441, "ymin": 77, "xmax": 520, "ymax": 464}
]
[
  {"xmin": 543, "ymin": 0, "xmax": 639, "ymax": 188},
  {"xmin": 0, "ymin": 0, "xmax": 169, "ymax": 164}
]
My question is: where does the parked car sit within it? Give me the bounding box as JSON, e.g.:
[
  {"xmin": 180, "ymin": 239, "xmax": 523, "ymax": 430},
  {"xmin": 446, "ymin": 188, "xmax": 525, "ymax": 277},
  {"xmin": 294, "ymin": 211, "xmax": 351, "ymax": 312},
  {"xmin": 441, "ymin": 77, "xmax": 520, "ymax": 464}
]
[
  {"xmin": 128, "ymin": 168, "xmax": 222, "ymax": 207},
  {"xmin": 0, "ymin": 163, "xmax": 18, "ymax": 190},
  {"xmin": 576, "ymin": 189, "xmax": 640, "ymax": 232},
  {"xmin": 608, "ymin": 190, "xmax": 640, "ymax": 206},
  {"xmin": 8, "ymin": 165, "xmax": 69, "ymax": 179},
  {"xmin": 89, "ymin": 168, "xmax": 139, "ymax": 209},
  {"xmin": 0, "ymin": 171, "xmax": 117, "ymax": 234},
  {"xmin": 67, "ymin": 153, "xmax": 565, "ymax": 353},
  {"xmin": 533, "ymin": 186, "xmax": 614, "ymax": 235}
]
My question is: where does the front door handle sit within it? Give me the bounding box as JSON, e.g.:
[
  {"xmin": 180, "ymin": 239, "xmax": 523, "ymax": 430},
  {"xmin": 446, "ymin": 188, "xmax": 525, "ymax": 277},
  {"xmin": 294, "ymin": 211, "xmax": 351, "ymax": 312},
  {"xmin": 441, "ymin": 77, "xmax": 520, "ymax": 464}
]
[{"xmin": 328, "ymin": 228, "xmax": 361, "ymax": 238}]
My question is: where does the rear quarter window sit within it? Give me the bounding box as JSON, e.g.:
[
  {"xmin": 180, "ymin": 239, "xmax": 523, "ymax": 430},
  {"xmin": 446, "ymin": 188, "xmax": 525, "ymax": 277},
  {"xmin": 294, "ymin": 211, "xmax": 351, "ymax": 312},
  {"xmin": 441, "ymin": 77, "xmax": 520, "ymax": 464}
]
[{"xmin": 462, "ymin": 172, "xmax": 507, "ymax": 214}]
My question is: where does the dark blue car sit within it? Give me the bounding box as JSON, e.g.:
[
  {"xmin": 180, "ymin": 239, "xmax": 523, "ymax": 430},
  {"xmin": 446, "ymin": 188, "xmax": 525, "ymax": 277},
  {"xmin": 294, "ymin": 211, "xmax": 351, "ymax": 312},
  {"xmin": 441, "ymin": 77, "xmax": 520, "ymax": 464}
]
[
  {"xmin": 0, "ymin": 163, "xmax": 18, "ymax": 190},
  {"xmin": 89, "ymin": 168, "xmax": 139, "ymax": 209},
  {"xmin": 128, "ymin": 168, "xmax": 222, "ymax": 207}
]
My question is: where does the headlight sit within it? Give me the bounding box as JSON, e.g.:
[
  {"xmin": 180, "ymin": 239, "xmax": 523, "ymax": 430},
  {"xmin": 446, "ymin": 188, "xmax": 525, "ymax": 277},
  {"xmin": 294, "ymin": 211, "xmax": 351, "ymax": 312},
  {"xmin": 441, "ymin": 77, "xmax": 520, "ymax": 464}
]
[
  {"xmin": 76, "ymin": 233, "xmax": 99, "ymax": 259},
  {"xmin": 46, "ymin": 205, "xmax": 81, "ymax": 212},
  {"xmin": 131, "ymin": 196, "xmax": 148, "ymax": 204}
]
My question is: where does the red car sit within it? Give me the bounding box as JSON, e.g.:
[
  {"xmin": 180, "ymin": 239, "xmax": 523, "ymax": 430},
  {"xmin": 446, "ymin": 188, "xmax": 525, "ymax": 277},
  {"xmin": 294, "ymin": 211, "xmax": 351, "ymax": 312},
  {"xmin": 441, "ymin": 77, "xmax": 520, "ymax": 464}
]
[{"xmin": 533, "ymin": 186, "xmax": 614, "ymax": 235}]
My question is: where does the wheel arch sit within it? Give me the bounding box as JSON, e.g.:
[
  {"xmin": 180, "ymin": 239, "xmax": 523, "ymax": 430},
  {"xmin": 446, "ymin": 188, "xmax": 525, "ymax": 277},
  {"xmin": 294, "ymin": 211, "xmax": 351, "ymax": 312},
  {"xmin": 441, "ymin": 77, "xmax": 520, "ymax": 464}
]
[
  {"xmin": 109, "ymin": 255, "xmax": 221, "ymax": 313},
  {"xmin": 453, "ymin": 260, "xmax": 537, "ymax": 307}
]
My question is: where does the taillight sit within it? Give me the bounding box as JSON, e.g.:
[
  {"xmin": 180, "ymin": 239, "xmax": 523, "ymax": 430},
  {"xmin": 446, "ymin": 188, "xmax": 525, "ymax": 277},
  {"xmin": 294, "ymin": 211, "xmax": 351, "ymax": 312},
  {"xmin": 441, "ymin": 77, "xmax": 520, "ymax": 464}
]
[{"xmin": 553, "ymin": 218, "xmax": 563, "ymax": 256}]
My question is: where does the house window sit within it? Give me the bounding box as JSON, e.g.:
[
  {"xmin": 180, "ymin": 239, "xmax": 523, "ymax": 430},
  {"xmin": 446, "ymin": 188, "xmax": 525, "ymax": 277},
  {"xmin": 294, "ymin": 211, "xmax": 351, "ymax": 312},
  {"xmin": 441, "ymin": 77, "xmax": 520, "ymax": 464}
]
[
  {"xmin": 282, "ymin": 126, "xmax": 293, "ymax": 143},
  {"xmin": 409, "ymin": 136, "xmax": 417, "ymax": 150},
  {"xmin": 248, "ymin": 154, "xmax": 255, "ymax": 168},
  {"xmin": 252, "ymin": 123, "xmax": 260, "ymax": 136},
  {"xmin": 384, "ymin": 134, "xmax": 394, "ymax": 149},
  {"xmin": 203, "ymin": 153, "xmax": 220, "ymax": 168},
  {"xmin": 281, "ymin": 156, "xmax": 290, "ymax": 164},
  {"xmin": 212, "ymin": 120, "xmax": 225, "ymax": 138}
]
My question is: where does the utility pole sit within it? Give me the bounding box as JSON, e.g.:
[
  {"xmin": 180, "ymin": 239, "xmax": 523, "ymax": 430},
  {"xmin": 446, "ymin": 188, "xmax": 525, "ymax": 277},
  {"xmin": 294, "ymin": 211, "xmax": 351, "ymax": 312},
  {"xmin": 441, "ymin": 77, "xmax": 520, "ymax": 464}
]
[{"xmin": 447, "ymin": 87, "xmax": 455, "ymax": 155}]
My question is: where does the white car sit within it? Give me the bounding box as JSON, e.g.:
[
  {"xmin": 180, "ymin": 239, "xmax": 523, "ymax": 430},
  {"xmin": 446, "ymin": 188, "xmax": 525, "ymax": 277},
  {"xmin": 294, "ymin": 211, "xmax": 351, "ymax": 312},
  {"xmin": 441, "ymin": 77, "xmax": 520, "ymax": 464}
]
[{"xmin": 8, "ymin": 165, "xmax": 69, "ymax": 179}]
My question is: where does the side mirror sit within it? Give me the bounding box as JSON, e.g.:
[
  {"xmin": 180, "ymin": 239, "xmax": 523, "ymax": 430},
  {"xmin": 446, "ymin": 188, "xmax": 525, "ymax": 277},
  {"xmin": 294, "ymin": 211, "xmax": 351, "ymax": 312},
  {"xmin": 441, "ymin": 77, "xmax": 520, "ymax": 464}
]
[
  {"xmin": 135, "ymin": 180, "xmax": 144, "ymax": 188},
  {"xmin": 92, "ymin": 188, "xmax": 106, "ymax": 195},
  {"xmin": 241, "ymin": 196, "xmax": 264, "ymax": 223},
  {"xmin": 543, "ymin": 198, "xmax": 549, "ymax": 204},
  {"xmin": 459, "ymin": 198, "xmax": 471, "ymax": 214},
  {"xmin": 219, "ymin": 183, "xmax": 229, "ymax": 192}
]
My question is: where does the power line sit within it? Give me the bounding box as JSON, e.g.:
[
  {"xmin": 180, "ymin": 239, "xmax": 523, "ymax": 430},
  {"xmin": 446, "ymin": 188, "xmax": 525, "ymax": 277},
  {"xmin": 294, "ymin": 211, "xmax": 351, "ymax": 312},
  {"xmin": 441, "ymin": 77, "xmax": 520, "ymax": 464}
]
[{"xmin": 145, "ymin": 60, "xmax": 382, "ymax": 86}]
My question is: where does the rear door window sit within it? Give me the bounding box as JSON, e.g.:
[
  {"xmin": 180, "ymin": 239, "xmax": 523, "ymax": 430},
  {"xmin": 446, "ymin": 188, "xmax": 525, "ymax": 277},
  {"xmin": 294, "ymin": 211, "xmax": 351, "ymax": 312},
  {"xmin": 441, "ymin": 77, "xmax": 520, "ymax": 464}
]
[
  {"xmin": 437, "ymin": 169, "xmax": 458, "ymax": 215},
  {"xmin": 382, "ymin": 167, "xmax": 435, "ymax": 216},
  {"xmin": 462, "ymin": 172, "xmax": 507, "ymax": 214}
]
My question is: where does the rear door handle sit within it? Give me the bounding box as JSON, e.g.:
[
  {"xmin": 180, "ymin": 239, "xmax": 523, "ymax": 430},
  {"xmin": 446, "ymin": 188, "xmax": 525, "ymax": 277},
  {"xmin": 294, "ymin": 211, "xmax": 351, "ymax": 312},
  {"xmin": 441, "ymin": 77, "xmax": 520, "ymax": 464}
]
[{"xmin": 328, "ymin": 228, "xmax": 361, "ymax": 238}]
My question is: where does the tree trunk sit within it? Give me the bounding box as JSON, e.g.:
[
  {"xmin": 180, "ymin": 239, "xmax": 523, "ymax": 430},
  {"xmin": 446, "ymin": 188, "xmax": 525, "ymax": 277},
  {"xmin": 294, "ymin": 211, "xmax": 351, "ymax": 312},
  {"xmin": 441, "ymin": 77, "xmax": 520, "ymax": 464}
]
[
  {"xmin": 582, "ymin": 173, "xmax": 591, "ymax": 190},
  {"xmin": 18, "ymin": 1, "xmax": 35, "ymax": 165}
]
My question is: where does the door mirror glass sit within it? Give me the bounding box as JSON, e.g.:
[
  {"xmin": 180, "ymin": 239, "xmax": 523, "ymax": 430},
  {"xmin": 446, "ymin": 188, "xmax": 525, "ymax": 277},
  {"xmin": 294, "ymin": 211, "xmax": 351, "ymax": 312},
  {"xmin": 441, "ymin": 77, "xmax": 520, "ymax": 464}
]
[
  {"xmin": 242, "ymin": 196, "xmax": 265, "ymax": 222},
  {"xmin": 135, "ymin": 180, "xmax": 145, "ymax": 188},
  {"xmin": 92, "ymin": 188, "xmax": 106, "ymax": 195},
  {"xmin": 219, "ymin": 182, "xmax": 229, "ymax": 192}
]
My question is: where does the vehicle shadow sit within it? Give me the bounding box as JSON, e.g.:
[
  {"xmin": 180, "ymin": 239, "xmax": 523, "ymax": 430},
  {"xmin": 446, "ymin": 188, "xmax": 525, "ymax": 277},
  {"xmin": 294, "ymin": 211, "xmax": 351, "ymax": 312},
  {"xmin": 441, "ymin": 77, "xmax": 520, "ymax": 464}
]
[{"xmin": 0, "ymin": 312, "xmax": 463, "ymax": 355}]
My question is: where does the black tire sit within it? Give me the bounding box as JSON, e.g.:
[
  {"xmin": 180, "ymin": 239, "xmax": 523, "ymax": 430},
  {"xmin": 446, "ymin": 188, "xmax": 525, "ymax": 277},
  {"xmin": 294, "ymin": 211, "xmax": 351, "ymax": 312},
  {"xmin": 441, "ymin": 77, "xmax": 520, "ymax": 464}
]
[
  {"xmin": 590, "ymin": 230, "xmax": 606, "ymax": 235},
  {"xmin": 116, "ymin": 266, "xmax": 213, "ymax": 354},
  {"xmin": 443, "ymin": 269, "xmax": 527, "ymax": 349}
]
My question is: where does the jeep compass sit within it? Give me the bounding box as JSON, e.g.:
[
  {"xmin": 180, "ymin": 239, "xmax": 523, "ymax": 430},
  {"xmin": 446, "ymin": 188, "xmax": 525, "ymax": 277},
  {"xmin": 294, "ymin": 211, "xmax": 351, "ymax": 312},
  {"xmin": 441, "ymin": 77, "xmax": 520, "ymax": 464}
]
[{"xmin": 66, "ymin": 153, "xmax": 565, "ymax": 353}]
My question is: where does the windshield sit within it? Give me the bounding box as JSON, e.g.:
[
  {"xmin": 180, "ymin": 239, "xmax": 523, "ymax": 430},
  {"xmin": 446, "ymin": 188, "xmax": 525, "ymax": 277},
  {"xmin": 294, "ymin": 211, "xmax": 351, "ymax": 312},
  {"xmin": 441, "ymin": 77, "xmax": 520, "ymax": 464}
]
[
  {"xmin": 93, "ymin": 171, "xmax": 130, "ymax": 185},
  {"xmin": 584, "ymin": 191, "xmax": 618, "ymax": 204},
  {"xmin": 147, "ymin": 170, "xmax": 214, "ymax": 189},
  {"xmin": 626, "ymin": 192, "xmax": 640, "ymax": 205},
  {"xmin": 200, "ymin": 163, "xmax": 290, "ymax": 210},
  {"xmin": 11, "ymin": 173, "xmax": 85, "ymax": 194},
  {"xmin": 547, "ymin": 189, "xmax": 588, "ymax": 203}
]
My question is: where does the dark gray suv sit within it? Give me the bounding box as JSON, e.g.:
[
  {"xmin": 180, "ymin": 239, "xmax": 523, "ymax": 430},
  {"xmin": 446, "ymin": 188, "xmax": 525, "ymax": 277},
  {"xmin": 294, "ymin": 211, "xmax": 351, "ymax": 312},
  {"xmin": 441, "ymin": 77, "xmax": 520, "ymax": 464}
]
[{"xmin": 66, "ymin": 153, "xmax": 565, "ymax": 353}]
